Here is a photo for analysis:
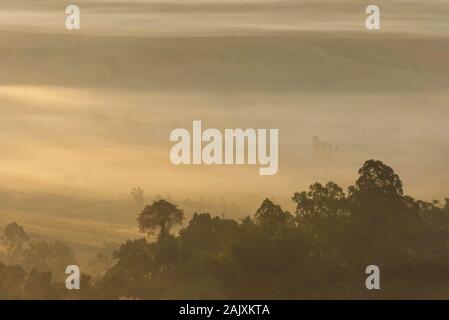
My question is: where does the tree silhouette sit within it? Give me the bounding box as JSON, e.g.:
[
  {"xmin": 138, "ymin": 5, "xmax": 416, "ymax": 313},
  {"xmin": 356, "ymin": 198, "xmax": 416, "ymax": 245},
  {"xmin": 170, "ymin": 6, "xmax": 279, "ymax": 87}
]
[
  {"xmin": 293, "ymin": 182, "xmax": 348, "ymax": 273},
  {"xmin": 22, "ymin": 269, "xmax": 54, "ymax": 300},
  {"xmin": 1, "ymin": 160, "xmax": 449, "ymax": 299},
  {"xmin": 351, "ymin": 159, "xmax": 403, "ymax": 195},
  {"xmin": 3, "ymin": 223, "xmax": 29, "ymax": 246},
  {"xmin": 348, "ymin": 160, "xmax": 421, "ymax": 268},
  {"xmin": 254, "ymin": 198, "xmax": 294, "ymax": 236},
  {"xmin": 137, "ymin": 199, "xmax": 184, "ymax": 239},
  {"xmin": 293, "ymin": 181, "xmax": 348, "ymax": 227},
  {"xmin": 131, "ymin": 187, "xmax": 145, "ymax": 208},
  {"xmin": 21, "ymin": 240, "xmax": 77, "ymax": 282},
  {"xmin": 2, "ymin": 222, "xmax": 30, "ymax": 266},
  {"xmin": 137, "ymin": 199, "xmax": 184, "ymax": 269},
  {"xmin": 0, "ymin": 263, "xmax": 26, "ymax": 299}
]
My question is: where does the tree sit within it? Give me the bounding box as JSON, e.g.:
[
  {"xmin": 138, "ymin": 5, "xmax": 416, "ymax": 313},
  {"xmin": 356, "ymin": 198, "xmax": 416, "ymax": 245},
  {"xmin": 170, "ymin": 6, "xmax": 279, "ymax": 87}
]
[
  {"xmin": 254, "ymin": 199, "xmax": 295, "ymax": 236},
  {"xmin": 131, "ymin": 187, "xmax": 145, "ymax": 208},
  {"xmin": 100, "ymin": 238, "xmax": 156, "ymax": 299},
  {"xmin": 137, "ymin": 199, "xmax": 184, "ymax": 268},
  {"xmin": 22, "ymin": 269, "xmax": 55, "ymax": 300},
  {"xmin": 347, "ymin": 160, "xmax": 421, "ymax": 268},
  {"xmin": 114, "ymin": 238, "xmax": 156, "ymax": 272},
  {"xmin": 292, "ymin": 182, "xmax": 348, "ymax": 277},
  {"xmin": 2, "ymin": 222, "xmax": 30, "ymax": 266},
  {"xmin": 137, "ymin": 199, "xmax": 184, "ymax": 239},
  {"xmin": 293, "ymin": 182, "xmax": 348, "ymax": 230},
  {"xmin": 88, "ymin": 242, "xmax": 120, "ymax": 278},
  {"xmin": 21, "ymin": 240, "xmax": 77, "ymax": 282},
  {"xmin": 179, "ymin": 213, "xmax": 239, "ymax": 256},
  {"xmin": 350, "ymin": 159, "xmax": 403, "ymax": 196},
  {"xmin": 412, "ymin": 199, "xmax": 449, "ymax": 264},
  {"xmin": 3, "ymin": 223, "xmax": 29, "ymax": 245},
  {"xmin": 0, "ymin": 263, "xmax": 27, "ymax": 299}
]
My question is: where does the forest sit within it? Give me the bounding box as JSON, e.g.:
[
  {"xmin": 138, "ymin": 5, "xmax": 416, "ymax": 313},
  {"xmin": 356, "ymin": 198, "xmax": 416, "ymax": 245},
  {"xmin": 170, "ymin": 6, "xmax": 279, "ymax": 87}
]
[{"xmin": 0, "ymin": 159, "xmax": 448, "ymax": 299}]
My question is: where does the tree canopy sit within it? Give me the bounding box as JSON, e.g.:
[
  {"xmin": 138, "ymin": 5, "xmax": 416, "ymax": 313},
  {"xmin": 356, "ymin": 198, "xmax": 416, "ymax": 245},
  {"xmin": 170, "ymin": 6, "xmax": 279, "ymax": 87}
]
[{"xmin": 1, "ymin": 159, "xmax": 449, "ymax": 299}]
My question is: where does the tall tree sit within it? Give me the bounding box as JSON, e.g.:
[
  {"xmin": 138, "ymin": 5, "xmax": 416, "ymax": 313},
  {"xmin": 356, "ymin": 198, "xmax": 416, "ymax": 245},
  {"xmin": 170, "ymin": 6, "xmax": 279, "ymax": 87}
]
[
  {"xmin": 292, "ymin": 182, "xmax": 348, "ymax": 273},
  {"xmin": 347, "ymin": 159, "xmax": 421, "ymax": 267},
  {"xmin": 137, "ymin": 199, "xmax": 184, "ymax": 239},
  {"xmin": 138, "ymin": 199, "xmax": 184, "ymax": 268},
  {"xmin": 131, "ymin": 187, "xmax": 145, "ymax": 208},
  {"xmin": 3, "ymin": 223, "xmax": 29, "ymax": 245},
  {"xmin": 293, "ymin": 181, "xmax": 348, "ymax": 229},
  {"xmin": 2, "ymin": 222, "xmax": 30, "ymax": 266},
  {"xmin": 254, "ymin": 199, "xmax": 294, "ymax": 236}
]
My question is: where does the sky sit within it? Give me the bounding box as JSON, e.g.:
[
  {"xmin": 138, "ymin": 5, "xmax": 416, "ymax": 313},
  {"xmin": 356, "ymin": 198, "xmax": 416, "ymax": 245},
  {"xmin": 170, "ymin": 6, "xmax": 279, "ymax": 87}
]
[{"xmin": 0, "ymin": 0, "xmax": 448, "ymax": 219}]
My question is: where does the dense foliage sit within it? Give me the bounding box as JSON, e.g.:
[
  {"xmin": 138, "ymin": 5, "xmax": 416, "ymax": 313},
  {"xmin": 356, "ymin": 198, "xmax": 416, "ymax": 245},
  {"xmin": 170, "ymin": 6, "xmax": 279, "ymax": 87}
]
[{"xmin": 1, "ymin": 160, "xmax": 449, "ymax": 299}]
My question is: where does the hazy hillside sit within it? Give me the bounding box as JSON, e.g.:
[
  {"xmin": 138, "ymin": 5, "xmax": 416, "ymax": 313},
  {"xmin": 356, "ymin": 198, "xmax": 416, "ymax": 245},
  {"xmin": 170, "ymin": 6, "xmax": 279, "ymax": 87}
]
[{"xmin": 0, "ymin": 0, "xmax": 448, "ymax": 260}]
